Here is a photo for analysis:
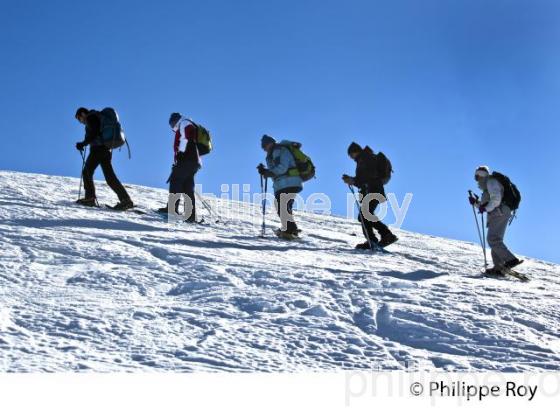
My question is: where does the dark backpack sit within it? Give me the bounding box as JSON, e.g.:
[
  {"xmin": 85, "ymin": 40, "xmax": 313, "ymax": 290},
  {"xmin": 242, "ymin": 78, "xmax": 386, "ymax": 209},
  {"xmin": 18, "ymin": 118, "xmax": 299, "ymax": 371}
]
[
  {"xmin": 491, "ymin": 172, "xmax": 521, "ymax": 211},
  {"xmin": 99, "ymin": 108, "xmax": 126, "ymax": 149},
  {"xmin": 364, "ymin": 146, "xmax": 393, "ymax": 185},
  {"xmin": 376, "ymin": 151, "xmax": 393, "ymax": 185}
]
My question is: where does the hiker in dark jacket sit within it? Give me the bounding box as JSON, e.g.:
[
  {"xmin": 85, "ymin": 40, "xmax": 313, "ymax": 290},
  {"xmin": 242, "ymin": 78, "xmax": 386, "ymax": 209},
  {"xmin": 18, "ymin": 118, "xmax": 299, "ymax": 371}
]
[
  {"xmin": 157, "ymin": 113, "xmax": 201, "ymax": 222},
  {"xmin": 343, "ymin": 142, "xmax": 398, "ymax": 249},
  {"xmin": 75, "ymin": 107, "xmax": 133, "ymax": 210}
]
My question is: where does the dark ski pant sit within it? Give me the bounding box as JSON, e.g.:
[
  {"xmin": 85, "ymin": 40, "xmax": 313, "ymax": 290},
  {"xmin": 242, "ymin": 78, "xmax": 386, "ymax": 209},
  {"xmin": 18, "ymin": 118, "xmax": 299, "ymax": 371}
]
[
  {"xmin": 487, "ymin": 205, "xmax": 516, "ymax": 268},
  {"xmin": 82, "ymin": 146, "xmax": 131, "ymax": 203},
  {"xmin": 359, "ymin": 195, "xmax": 392, "ymax": 243},
  {"xmin": 168, "ymin": 160, "xmax": 200, "ymax": 222},
  {"xmin": 274, "ymin": 187, "xmax": 301, "ymax": 234}
]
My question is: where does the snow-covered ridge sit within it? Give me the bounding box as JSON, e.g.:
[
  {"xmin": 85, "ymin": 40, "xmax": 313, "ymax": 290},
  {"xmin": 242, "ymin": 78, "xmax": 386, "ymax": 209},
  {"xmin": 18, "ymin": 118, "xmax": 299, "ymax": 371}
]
[{"xmin": 0, "ymin": 170, "xmax": 558, "ymax": 372}]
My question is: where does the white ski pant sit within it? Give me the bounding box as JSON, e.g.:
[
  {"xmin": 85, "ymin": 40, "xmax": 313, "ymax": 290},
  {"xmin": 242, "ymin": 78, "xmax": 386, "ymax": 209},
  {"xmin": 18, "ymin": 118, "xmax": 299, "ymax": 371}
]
[{"xmin": 486, "ymin": 205, "xmax": 516, "ymax": 268}]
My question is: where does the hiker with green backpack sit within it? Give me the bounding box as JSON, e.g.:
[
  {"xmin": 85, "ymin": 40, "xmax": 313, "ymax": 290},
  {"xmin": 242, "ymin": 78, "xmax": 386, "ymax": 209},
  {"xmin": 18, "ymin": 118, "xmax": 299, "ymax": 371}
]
[
  {"xmin": 469, "ymin": 166, "xmax": 523, "ymax": 275},
  {"xmin": 257, "ymin": 134, "xmax": 315, "ymax": 239},
  {"xmin": 157, "ymin": 113, "xmax": 212, "ymax": 222},
  {"xmin": 74, "ymin": 107, "xmax": 133, "ymax": 210},
  {"xmin": 343, "ymin": 142, "xmax": 398, "ymax": 249}
]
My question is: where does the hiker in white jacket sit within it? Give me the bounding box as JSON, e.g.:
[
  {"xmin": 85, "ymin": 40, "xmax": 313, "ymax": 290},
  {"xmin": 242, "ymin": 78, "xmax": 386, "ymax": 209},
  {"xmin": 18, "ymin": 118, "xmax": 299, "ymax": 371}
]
[{"xmin": 471, "ymin": 166, "xmax": 522, "ymax": 274}]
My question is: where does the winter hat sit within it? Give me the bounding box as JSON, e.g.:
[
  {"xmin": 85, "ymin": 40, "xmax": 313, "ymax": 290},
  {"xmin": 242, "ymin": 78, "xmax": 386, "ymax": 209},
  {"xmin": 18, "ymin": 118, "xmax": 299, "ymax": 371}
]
[
  {"xmin": 475, "ymin": 165, "xmax": 490, "ymax": 179},
  {"xmin": 261, "ymin": 134, "xmax": 276, "ymax": 148},
  {"xmin": 169, "ymin": 112, "xmax": 182, "ymax": 128},
  {"xmin": 347, "ymin": 142, "xmax": 362, "ymax": 156},
  {"xmin": 75, "ymin": 107, "xmax": 89, "ymax": 118}
]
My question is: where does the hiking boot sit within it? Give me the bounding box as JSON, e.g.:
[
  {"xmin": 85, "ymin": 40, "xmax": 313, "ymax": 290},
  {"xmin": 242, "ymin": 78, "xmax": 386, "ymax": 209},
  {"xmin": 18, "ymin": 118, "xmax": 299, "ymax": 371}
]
[
  {"xmin": 111, "ymin": 200, "xmax": 134, "ymax": 211},
  {"xmin": 355, "ymin": 241, "xmax": 371, "ymax": 250},
  {"xmin": 484, "ymin": 267, "xmax": 505, "ymax": 276},
  {"xmin": 504, "ymin": 258, "xmax": 524, "ymax": 269},
  {"xmin": 379, "ymin": 233, "xmax": 398, "ymax": 248},
  {"xmin": 286, "ymin": 228, "xmax": 300, "ymax": 237},
  {"xmin": 355, "ymin": 238, "xmax": 381, "ymax": 250},
  {"xmin": 76, "ymin": 198, "xmax": 97, "ymax": 207},
  {"xmin": 274, "ymin": 229, "xmax": 299, "ymax": 240}
]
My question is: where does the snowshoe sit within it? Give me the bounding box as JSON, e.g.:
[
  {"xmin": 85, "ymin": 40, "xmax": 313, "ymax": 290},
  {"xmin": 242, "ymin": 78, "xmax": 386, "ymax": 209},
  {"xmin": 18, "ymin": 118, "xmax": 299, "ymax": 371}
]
[
  {"xmin": 484, "ymin": 267, "xmax": 505, "ymax": 277},
  {"xmin": 354, "ymin": 240, "xmax": 388, "ymax": 253},
  {"xmin": 355, "ymin": 241, "xmax": 372, "ymax": 250},
  {"xmin": 501, "ymin": 267, "xmax": 530, "ymax": 282},
  {"xmin": 105, "ymin": 202, "xmax": 145, "ymax": 215},
  {"xmin": 483, "ymin": 266, "xmax": 529, "ymax": 282},
  {"xmin": 108, "ymin": 201, "xmax": 134, "ymax": 211}
]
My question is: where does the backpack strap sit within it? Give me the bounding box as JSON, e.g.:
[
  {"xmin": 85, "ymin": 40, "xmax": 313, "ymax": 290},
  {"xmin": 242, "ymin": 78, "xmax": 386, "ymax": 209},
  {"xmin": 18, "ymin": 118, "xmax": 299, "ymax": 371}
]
[
  {"xmin": 185, "ymin": 118, "xmax": 199, "ymax": 130},
  {"xmin": 125, "ymin": 139, "xmax": 131, "ymax": 159},
  {"xmin": 183, "ymin": 118, "xmax": 201, "ymax": 158},
  {"xmin": 277, "ymin": 143, "xmax": 300, "ymax": 177}
]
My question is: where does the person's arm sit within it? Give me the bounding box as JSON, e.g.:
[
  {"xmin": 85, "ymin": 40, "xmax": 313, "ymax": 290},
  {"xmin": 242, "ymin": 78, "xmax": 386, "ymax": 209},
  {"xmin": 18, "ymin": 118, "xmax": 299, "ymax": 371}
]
[
  {"xmin": 352, "ymin": 160, "xmax": 369, "ymax": 188},
  {"xmin": 83, "ymin": 114, "xmax": 101, "ymax": 145},
  {"xmin": 173, "ymin": 130, "xmax": 181, "ymax": 163},
  {"xmin": 485, "ymin": 178, "xmax": 503, "ymax": 213},
  {"xmin": 268, "ymin": 147, "xmax": 291, "ymax": 176}
]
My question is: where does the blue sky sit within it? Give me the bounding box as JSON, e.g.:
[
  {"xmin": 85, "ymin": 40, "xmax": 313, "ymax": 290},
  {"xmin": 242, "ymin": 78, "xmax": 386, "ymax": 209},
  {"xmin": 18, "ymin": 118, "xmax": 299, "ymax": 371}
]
[{"xmin": 1, "ymin": 0, "xmax": 559, "ymax": 263}]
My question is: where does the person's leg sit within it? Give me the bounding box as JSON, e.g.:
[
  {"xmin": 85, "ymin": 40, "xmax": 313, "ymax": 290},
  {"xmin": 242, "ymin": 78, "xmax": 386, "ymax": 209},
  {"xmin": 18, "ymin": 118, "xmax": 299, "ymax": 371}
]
[
  {"xmin": 99, "ymin": 148, "xmax": 131, "ymax": 204},
  {"xmin": 285, "ymin": 194, "xmax": 298, "ymax": 234},
  {"xmin": 365, "ymin": 196, "xmax": 398, "ymax": 247},
  {"xmin": 182, "ymin": 164, "xmax": 198, "ymax": 222},
  {"xmin": 82, "ymin": 149, "xmax": 102, "ymax": 200},
  {"xmin": 167, "ymin": 165, "xmax": 183, "ymax": 213},
  {"xmin": 167, "ymin": 161, "xmax": 198, "ymax": 220},
  {"xmin": 487, "ymin": 207, "xmax": 516, "ymax": 268},
  {"xmin": 276, "ymin": 188, "xmax": 299, "ymax": 233},
  {"xmin": 274, "ymin": 191, "xmax": 283, "ymax": 229},
  {"xmin": 358, "ymin": 212, "xmax": 378, "ymax": 244},
  {"xmin": 362, "ymin": 197, "xmax": 390, "ymax": 241}
]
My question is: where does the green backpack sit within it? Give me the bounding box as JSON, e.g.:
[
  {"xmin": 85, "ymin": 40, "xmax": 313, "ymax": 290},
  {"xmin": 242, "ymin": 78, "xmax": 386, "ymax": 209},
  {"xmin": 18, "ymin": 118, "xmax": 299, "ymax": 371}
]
[
  {"xmin": 186, "ymin": 119, "xmax": 212, "ymax": 156},
  {"xmin": 278, "ymin": 141, "xmax": 316, "ymax": 182}
]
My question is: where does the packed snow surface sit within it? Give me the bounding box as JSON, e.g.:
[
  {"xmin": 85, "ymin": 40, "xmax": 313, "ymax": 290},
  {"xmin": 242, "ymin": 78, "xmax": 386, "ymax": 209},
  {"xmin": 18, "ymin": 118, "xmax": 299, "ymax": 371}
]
[{"xmin": 0, "ymin": 171, "xmax": 559, "ymax": 372}]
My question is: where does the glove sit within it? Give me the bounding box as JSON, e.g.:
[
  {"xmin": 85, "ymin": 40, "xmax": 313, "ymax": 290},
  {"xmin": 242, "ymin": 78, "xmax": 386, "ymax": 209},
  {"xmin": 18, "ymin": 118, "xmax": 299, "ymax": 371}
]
[
  {"xmin": 468, "ymin": 196, "xmax": 477, "ymax": 206},
  {"xmin": 257, "ymin": 165, "xmax": 274, "ymax": 179},
  {"xmin": 76, "ymin": 141, "xmax": 86, "ymax": 151},
  {"xmin": 478, "ymin": 206, "xmax": 487, "ymax": 214},
  {"xmin": 342, "ymin": 174, "xmax": 355, "ymax": 185}
]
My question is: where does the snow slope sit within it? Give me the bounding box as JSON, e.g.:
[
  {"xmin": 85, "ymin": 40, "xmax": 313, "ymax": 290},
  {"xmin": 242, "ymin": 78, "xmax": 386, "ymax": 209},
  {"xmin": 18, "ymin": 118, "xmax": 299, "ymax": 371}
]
[{"xmin": 0, "ymin": 170, "xmax": 559, "ymax": 372}]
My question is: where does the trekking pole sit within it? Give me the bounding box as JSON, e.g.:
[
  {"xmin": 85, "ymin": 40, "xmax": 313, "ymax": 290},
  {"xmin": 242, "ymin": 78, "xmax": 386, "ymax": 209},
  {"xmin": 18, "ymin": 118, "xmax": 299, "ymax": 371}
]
[
  {"xmin": 195, "ymin": 191, "xmax": 221, "ymax": 223},
  {"xmin": 348, "ymin": 184, "xmax": 380, "ymax": 253},
  {"xmin": 481, "ymin": 211, "xmax": 488, "ymax": 269},
  {"xmin": 77, "ymin": 147, "xmax": 86, "ymax": 201},
  {"xmin": 260, "ymin": 175, "xmax": 268, "ymax": 237},
  {"xmin": 468, "ymin": 190, "xmax": 488, "ymax": 270}
]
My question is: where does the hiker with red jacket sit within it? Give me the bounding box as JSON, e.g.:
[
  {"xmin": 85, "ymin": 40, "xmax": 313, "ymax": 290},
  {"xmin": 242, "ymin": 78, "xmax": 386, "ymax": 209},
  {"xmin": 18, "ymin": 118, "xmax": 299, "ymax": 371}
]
[
  {"xmin": 157, "ymin": 113, "xmax": 201, "ymax": 222},
  {"xmin": 343, "ymin": 142, "xmax": 398, "ymax": 249}
]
